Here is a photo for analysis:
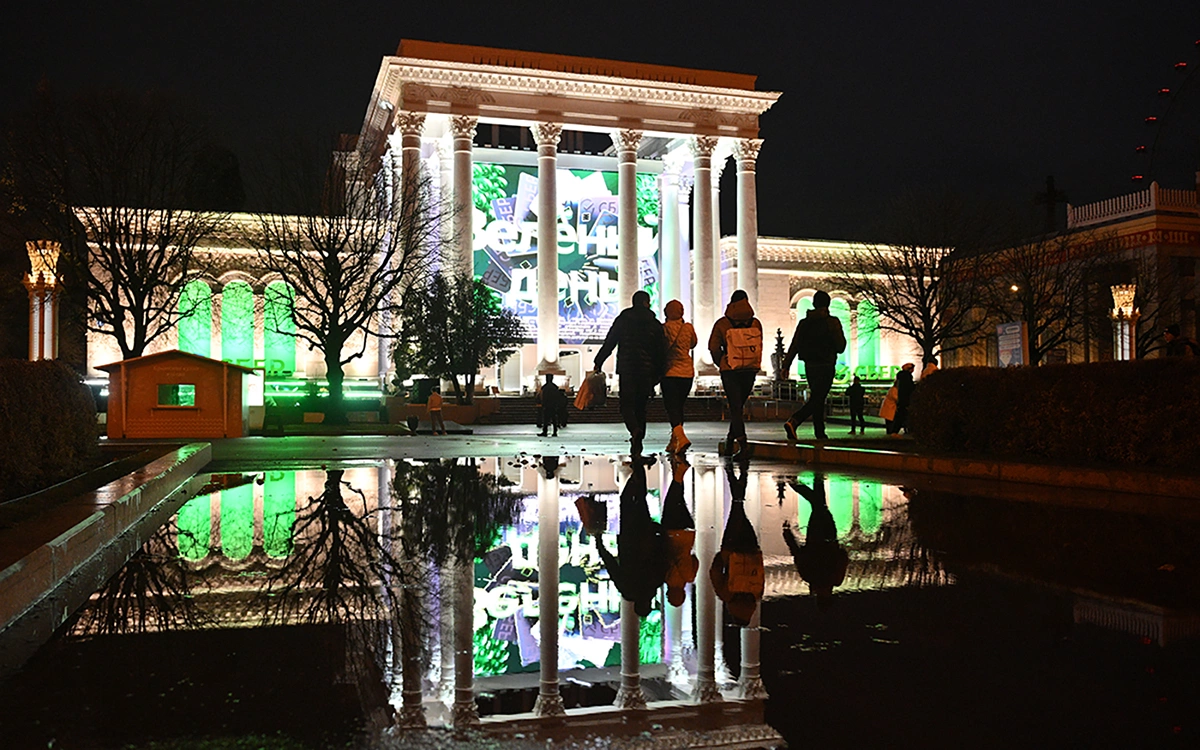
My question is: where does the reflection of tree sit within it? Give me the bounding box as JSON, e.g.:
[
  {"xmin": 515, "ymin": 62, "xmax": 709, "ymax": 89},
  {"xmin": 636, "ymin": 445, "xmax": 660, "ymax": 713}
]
[{"xmin": 71, "ymin": 524, "xmax": 210, "ymax": 636}]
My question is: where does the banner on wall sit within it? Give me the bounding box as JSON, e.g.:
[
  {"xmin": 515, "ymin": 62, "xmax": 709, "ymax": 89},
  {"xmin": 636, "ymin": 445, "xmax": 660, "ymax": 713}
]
[{"xmin": 472, "ymin": 163, "xmax": 660, "ymax": 344}]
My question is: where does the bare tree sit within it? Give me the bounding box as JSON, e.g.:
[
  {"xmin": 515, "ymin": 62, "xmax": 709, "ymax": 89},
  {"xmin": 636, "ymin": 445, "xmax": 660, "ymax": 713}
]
[
  {"xmin": 0, "ymin": 87, "xmax": 230, "ymax": 359},
  {"xmin": 830, "ymin": 191, "xmax": 992, "ymax": 361},
  {"xmin": 981, "ymin": 228, "xmax": 1115, "ymax": 365},
  {"xmin": 250, "ymin": 145, "xmax": 442, "ymax": 423}
]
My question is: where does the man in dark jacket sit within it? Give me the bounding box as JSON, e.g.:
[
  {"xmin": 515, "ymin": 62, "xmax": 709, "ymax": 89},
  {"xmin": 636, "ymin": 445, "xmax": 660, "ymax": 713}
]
[
  {"xmin": 594, "ymin": 290, "xmax": 666, "ymax": 456},
  {"xmin": 846, "ymin": 375, "xmax": 866, "ymax": 434},
  {"xmin": 781, "ymin": 290, "xmax": 847, "ymax": 441},
  {"xmin": 595, "ymin": 459, "xmax": 667, "ymax": 617},
  {"xmin": 538, "ymin": 374, "xmax": 561, "ymax": 437}
]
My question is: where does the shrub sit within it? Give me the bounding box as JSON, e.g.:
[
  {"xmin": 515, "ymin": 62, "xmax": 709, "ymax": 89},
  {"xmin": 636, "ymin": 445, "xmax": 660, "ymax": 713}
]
[
  {"xmin": 0, "ymin": 360, "xmax": 98, "ymax": 499},
  {"xmin": 908, "ymin": 360, "xmax": 1200, "ymax": 470}
]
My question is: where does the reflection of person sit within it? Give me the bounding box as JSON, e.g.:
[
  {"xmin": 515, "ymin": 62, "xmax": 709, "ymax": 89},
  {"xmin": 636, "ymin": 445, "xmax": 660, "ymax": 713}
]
[
  {"xmin": 783, "ymin": 473, "xmax": 849, "ymax": 610},
  {"xmin": 846, "ymin": 375, "xmax": 866, "ymax": 435},
  {"xmin": 708, "ymin": 290, "xmax": 764, "ymax": 457},
  {"xmin": 427, "ymin": 386, "xmax": 446, "ymax": 435},
  {"xmin": 538, "ymin": 374, "xmax": 561, "ymax": 437},
  {"xmin": 595, "ymin": 459, "xmax": 667, "ymax": 616},
  {"xmin": 661, "ymin": 300, "xmax": 698, "ymax": 454},
  {"xmin": 709, "ymin": 458, "xmax": 764, "ymax": 626},
  {"xmin": 662, "ymin": 455, "xmax": 698, "ymax": 607},
  {"xmin": 782, "ymin": 290, "xmax": 847, "ymax": 442},
  {"xmin": 594, "ymin": 290, "xmax": 667, "ymax": 456}
]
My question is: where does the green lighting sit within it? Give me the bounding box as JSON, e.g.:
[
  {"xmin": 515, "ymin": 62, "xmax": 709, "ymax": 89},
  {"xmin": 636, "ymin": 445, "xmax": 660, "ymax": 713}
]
[
  {"xmin": 263, "ymin": 471, "xmax": 295, "ymax": 558},
  {"xmin": 220, "ymin": 484, "xmax": 254, "ymax": 560},
  {"xmin": 176, "ymin": 496, "xmax": 211, "ymax": 561},
  {"xmin": 178, "ymin": 280, "xmax": 211, "ymax": 357},
  {"xmin": 859, "ymin": 481, "xmax": 882, "ymax": 536},
  {"xmin": 221, "ymin": 281, "xmax": 254, "ymax": 369},
  {"xmin": 263, "ymin": 281, "xmax": 296, "ymax": 376},
  {"xmin": 857, "ymin": 299, "xmax": 880, "ymax": 368},
  {"xmin": 829, "ymin": 476, "xmax": 853, "ymax": 539}
]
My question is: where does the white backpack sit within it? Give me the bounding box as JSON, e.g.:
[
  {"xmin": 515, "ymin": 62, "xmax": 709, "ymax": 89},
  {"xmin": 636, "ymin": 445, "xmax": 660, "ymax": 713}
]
[{"xmin": 724, "ymin": 324, "xmax": 762, "ymax": 370}]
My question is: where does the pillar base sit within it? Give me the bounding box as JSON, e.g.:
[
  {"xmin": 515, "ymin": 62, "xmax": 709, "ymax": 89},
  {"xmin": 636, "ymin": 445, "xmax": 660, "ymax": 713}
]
[
  {"xmin": 694, "ymin": 678, "xmax": 724, "ymax": 704},
  {"xmin": 451, "ymin": 699, "xmax": 480, "ymax": 727},
  {"xmin": 614, "ymin": 683, "xmax": 648, "ymax": 710},
  {"xmin": 397, "ymin": 703, "xmax": 427, "ymax": 728},
  {"xmin": 533, "ymin": 692, "xmax": 566, "ymax": 717},
  {"xmin": 738, "ymin": 674, "xmax": 768, "ymax": 701},
  {"xmin": 715, "ymin": 654, "xmax": 734, "ymax": 686},
  {"xmin": 536, "ymin": 359, "xmax": 567, "ymax": 376}
]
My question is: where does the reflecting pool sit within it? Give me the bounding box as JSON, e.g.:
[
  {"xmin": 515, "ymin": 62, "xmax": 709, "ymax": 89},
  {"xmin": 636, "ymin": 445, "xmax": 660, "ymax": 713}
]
[{"xmin": 2, "ymin": 455, "xmax": 1198, "ymax": 749}]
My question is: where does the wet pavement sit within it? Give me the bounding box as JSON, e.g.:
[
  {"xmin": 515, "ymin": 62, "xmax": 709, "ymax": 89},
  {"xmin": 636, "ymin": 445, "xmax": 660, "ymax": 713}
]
[{"xmin": 2, "ymin": 434, "xmax": 1199, "ymax": 749}]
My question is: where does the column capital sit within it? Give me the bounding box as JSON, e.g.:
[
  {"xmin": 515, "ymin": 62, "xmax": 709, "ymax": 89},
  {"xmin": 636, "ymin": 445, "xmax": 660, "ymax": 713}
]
[
  {"xmin": 611, "ymin": 128, "xmax": 643, "ymax": 153},
  {"xmin": 449, "ymin": 115, "xmax": 479, "ymax": 139},
  {"xmin": 689, "ymin": 135, "xmax": 720, "ymax": 159},
  {"xmin": 393, "ymin": 111, "xmax": 426, "ymax": 136},
  {"xmin": 679, "ymin": 172, "xmax": 696, "ymax": 196},
  {"xmin": 531, "ymin": 121, "xmax": 563, "ymax": 147},
  {"xmin": 734, "ymin": 138, "xmax": 764, "ymax": 164}
]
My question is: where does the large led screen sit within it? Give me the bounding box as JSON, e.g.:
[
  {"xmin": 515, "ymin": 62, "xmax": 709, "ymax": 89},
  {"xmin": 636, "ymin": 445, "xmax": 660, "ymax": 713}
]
[{"xmin": 472, "ymin": 163, "xmax": 660, "ymax": 344}]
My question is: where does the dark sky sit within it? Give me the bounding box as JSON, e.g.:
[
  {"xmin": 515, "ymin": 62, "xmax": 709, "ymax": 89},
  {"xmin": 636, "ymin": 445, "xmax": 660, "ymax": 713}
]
[{"xmin": 3, "ymin": 1, "xmax": 1196, "ymax": 240}]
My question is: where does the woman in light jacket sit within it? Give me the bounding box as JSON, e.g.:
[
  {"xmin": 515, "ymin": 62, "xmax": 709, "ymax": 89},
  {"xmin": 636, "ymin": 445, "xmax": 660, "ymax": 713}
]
[{"xmin": 661, "ymin": 299, "xmax": 698, "ymax": 453}]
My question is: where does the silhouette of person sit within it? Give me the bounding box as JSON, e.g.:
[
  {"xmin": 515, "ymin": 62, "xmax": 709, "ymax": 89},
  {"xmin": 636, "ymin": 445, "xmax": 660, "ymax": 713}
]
[
  {"xmin": 783, "ymin": 473, "xmax": 849, "ymax": 610},
  {"xmin": 710, "ymin": 457, "xmax": 765, "ymax": 627},
  {"xmin": 661, "ymin": 454, "xmax": 699, "ymax": 607},
  {"xmin": 596, "ymin": 459, "xmax": 667, "ymax": 617}
]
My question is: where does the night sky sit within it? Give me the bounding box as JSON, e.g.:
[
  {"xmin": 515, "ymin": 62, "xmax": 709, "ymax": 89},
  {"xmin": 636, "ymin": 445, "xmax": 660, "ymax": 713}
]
[{"xmin": 2, "ymin": 1, "xmax": 1196, "ymax": 240}]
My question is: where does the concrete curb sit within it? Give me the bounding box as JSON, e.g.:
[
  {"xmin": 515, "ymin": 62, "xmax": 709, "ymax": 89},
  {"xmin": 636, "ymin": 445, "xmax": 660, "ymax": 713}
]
[
  {"xmin": 0, "ymin": 443, "xmax": 212, "ymax": 677},
  {"xmin": 743, "ymin": 440, "xmax": 1200, "ymax": 499}
]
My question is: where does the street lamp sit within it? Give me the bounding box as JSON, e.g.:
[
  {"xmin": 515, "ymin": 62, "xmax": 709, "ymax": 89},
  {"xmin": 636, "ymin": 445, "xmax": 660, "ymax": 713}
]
[
  {"xmin": 23, "ymin": 240, "xmax": 60, "ymax": 361},
  {"xmin": 1110, "ymin": 284, "xmax": 1138, "ymax": 360}
]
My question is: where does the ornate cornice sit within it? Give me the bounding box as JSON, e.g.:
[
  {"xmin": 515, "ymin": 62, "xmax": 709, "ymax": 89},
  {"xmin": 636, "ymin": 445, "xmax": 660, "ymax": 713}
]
[
  {"xmin": 611, "ymin": 128, "xmax": 643, "ymax": 153},
  {"xmin": 689, "ymin": 135, "xmax": 720, "ymax": 159},
  {"xmin": 393, "ymin": 110, "xmax": 426, "ymax": 136},
  {"xmin": 531, "ymin": 121, "xmax": 563, "ymax": 148},
  {"xmin": 449, "ymin": 115, "xmax": 479, "ymax": 139},
  {"xmin": 388, "ymin": 58, "xmax": 779, "ymax": 115}
]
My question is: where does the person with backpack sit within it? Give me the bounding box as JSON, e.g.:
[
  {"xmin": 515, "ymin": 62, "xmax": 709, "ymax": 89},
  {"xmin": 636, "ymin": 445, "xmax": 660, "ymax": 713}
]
[
  {"xmin": 661, "ymin": 299, "xmax": 698, "ymax": 453},
  {"xmin": 709, "ymin": 457, "xmax": 764, "ymax": 627},
  {"xmin": 594, "ymin": 290, "xmax": 667, "ymax": 456},
  {"xmin": 781, "ymin": 290, "xmax": 847, "ymax": 441},
  {"xmin": 708, "ymin": 290, "xmax": 764, "ymax": 457}
]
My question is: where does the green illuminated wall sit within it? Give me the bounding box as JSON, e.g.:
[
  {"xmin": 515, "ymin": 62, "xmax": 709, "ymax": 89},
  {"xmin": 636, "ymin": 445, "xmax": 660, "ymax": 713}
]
[
  {"xmin": 263, "ymin": 281, "xmax": 296, "ymax": 376},
  {"xmin": 858, "ymin": 481, "xmax": 882, "ymax": 535},
  {"xmin": 263, "ymin": 471, "xmax": 295, "ymax": 558},
  {"xmin": 176, "ymin": 496, "xmax": 211, "ymax": 560},
  {"xmin": 857, "ymin": 299, "xmax": 880, "ymax": 368},
  {"xmin": 221, "ymin": 281, "xmax": 255, "ymax": 368},
  {"xmin": 828, "ymin": 477, "xmax": 854, "ymax": 539},
  {"xmin": 220, "ymin": 485, "xmax": 254, "ymax": 560},
  {"xmin": 830, "ymin": 298, "xmax": 852, "ymax": 370},
  {"xmin": 178, "ymin": 281, "xmax": 212, "ymax": 358}
]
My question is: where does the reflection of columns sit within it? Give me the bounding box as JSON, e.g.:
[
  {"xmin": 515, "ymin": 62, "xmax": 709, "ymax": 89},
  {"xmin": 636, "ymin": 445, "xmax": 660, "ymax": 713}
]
[
  {"xmin": 534, "ymin": 465, "xmax": 566, "ymax": 716},
  {"xmin": 450, "ymin": 116, "xmax": 479, "ymax": 278},
  {"xmin": 615, "ymin": 599, "xmax": 647, "ymax": 708},
  {"xmin": 734, "ymin": 139, "xmax": 763, "ymax": 311},
  {"xmin": 452, "ymin": 556, "xmax": 479, "ymax": 726},
  {"xmin": 690, "ymin": 136, "xmax": 719, "ymax": 372},
  {"xmin": 738, "ymin": 474, "xmax": 767, "ymax": 700},
  {"xmin": 660, "ymin": 156, "xmax": 683, "ymax": 311},
  {"xmin": 438, "ymin": 562, "xmax": 456, "ymax": 705},
  {"xmin": 666, "ymin": 590, "xmax": 686, "ymax": 685},
  {"xmin": 693, "ymin": 465, "xmax": 723, "ymax": 703},
  {"xmin": 614, "ymin": 129, "xmax": 644, "ymax": 308},
  {"xmin": 398, "ymin": 585, "xmax": 426, "ymax": 727},
  {"xmin": 533, "ymin": 122, "xmax": 565, "ymax": 375}
]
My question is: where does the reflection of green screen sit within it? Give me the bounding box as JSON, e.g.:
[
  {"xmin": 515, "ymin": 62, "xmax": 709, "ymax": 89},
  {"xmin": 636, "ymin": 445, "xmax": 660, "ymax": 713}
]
[
  {"xmin": 472, "ymin": 163, "xmax": 660, "ymax": 344},
  {"xmin": 176, "ymin": 497, "xmax": 210, "ymax": 560},
  {"xmin": 263, "ymin": 471, "xmax": 294, "ymax": 558},
  {"xmin": 859, "ymin": 481, "xmax": 882, "ymax": 535},
  {"xmin": 829, "ymin": 477, "xmax": 854, "ymax": 539},
  {"xmin": 220, "ymin": 485, "xmax": 254, "ymax": 560}
]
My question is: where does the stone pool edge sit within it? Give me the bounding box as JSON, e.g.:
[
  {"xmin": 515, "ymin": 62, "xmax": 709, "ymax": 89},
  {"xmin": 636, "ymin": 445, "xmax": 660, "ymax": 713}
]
[{"xmin": 0, "ymin": 443, "xmax": 212, "ymax": 678}]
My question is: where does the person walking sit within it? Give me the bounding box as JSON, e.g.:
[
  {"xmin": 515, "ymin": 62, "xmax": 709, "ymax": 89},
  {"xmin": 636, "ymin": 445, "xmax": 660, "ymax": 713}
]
[
  {"xmin": 781, "ymin": 290, "xmax": 846, "ymax": 441},
  {"xmin": 708, "ymin": 290, "xmax": 764, "ymax": 457},
  {"xmin": 595, "ymin": 458, "xmax": 667, "ymax": 618},
  {"xmin": 594, "ymin": 290, "xmax": 667, "ymax": 456},
  {"xmin": 1164, "ymin": 324, "xmax": 1200, "ymax": 357},
  {"xmin": 426, "ymin": 386, "xmax": 446, "ymax": 435},
  {"xmin": 662, "ymin": 454, "xmax": 698, "ymax": 607},
  {"xmin": 885, "ymin": 363, "xmax": 916, "ymax": 436},
  {"xmin": 538, "ymin": 374, "xmax": 561, "ymax": 437},
  {"xmin": 846, "ymin": 375, "xmax": 866, "ymax": 435},
  {"xmin": 661, "ymin": 299, "xmax": 697, "ymax": 453}
]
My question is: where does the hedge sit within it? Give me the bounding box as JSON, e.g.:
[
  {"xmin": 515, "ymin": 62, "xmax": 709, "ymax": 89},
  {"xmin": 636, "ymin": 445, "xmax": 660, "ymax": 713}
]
[
  {"xmin": 0, "ymin": 360, "xmax": 98, "ymax": 499},
  {"xmin": 908, "ymin": 359, "xmax": 1200, "ymax": 470}
]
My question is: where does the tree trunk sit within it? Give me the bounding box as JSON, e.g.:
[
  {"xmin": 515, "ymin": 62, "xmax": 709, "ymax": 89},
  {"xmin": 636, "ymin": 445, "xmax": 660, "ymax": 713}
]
[
  {"xmin": 464, "ymin": 373, "xmax": 476, "ymax": 405},
  {"xmin": 325, "ymin": 347, "xmax": 347, "ymax": 425},
  {"xmin": 450, "ymin": 376, "xmax": 464, "ymax": 406}
]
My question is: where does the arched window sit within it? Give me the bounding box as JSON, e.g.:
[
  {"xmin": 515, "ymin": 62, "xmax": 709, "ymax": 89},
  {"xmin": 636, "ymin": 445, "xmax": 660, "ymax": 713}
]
[
  {"xmin": 221, "ymin": 281, "xmax": 255, "ymax": 368},
  {"xmin": 857, "ymin": 299, "xmax": 880, "ymax": 369},
  {"xmin": 263, "ymin": 281, "xmax": 296, "ymax": 376},
  {"xmin": 178, "ymin": 280, "xmax": 212, "ymax": 357},
  {"xmin": 830, "ymin": 298, "xmax": 852, "ymax": 370}
]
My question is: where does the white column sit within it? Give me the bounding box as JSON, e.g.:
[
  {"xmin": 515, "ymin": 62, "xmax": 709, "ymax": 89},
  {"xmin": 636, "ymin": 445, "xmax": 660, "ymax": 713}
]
[
  {"xmin": 615, "ymin": 599, "xmax": 647, "ymax": 708},
  {"xmin": 394, "ymin": 112, "xmax": 426, "ymax": 208},
  {"xmin": 438, "ymin": 562, "xmax": 456, "ymax": 705},
  {"xmin": 534, "ymin": 464, "xmax": 566, "ymax": 716},
  {"xmin": 734, "ymin": 139, "xmax": 763, "ymax": 311},
  {"xmin": 711, "ymin": 145, "xmax": 730, "ymax": 309},
  {"xmin": 849, "ymin": 304, "xmax": 860, "ymax": 375},
  {"xmin": 693, "ymin": 464, "xmax": 723, "ymax": 703},
  {"xmin": 738, "ymin": 475, "xmax": 767, "ymax": 700},
  {"xmin": 690, "ymin": 136, "xmax": 719, "ymax": 373},
  {"xmin": 613, "ymin": 129, "xmax": 644, "ymax": 308},
  {"xmin": 533, "ymin": 122, "xmax": 565, "ymax": 375},
  {"xmin": 660, "ymin": 154, "xmax": 684, "ymax": 310},
  {"xmin": 679, "ymin": 174, "xmax": 695, "ymax": 322},
  {"xmin": 436, "ymin": 138, "xmax": 454, "ymax": 274},
  {"xmin": 452, "ymin": 555, "xmax": 479, "ymax": 726},
  {"xmin": 451, "ymin": 116, "xmax": 479, "ymax": 279}
]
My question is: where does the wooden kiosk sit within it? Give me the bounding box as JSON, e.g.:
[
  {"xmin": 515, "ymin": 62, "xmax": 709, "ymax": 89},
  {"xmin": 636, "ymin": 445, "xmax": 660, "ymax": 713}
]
[{"xmin": 98, "ymin": 351, "xmax": 255, "ymax": 439}]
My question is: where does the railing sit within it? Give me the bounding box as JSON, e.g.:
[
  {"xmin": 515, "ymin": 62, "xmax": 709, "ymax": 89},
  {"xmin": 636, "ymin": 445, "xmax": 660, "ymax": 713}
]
[{"xmin": 1067, "ymin": 181, "xmax": 1200, "ymax": 228}]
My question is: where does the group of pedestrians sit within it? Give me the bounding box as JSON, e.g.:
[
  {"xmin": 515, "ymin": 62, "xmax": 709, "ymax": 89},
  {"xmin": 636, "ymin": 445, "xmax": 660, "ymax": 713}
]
[{"xmin": 592, "ymin": 289, "xmax": 764, "ymax": 457}]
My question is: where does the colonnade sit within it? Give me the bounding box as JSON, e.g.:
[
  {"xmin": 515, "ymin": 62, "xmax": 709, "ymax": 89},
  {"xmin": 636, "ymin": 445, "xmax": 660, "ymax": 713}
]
[{"xmin": 388, "ymin": 110, "xmax": 764, "ymax": 376}]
